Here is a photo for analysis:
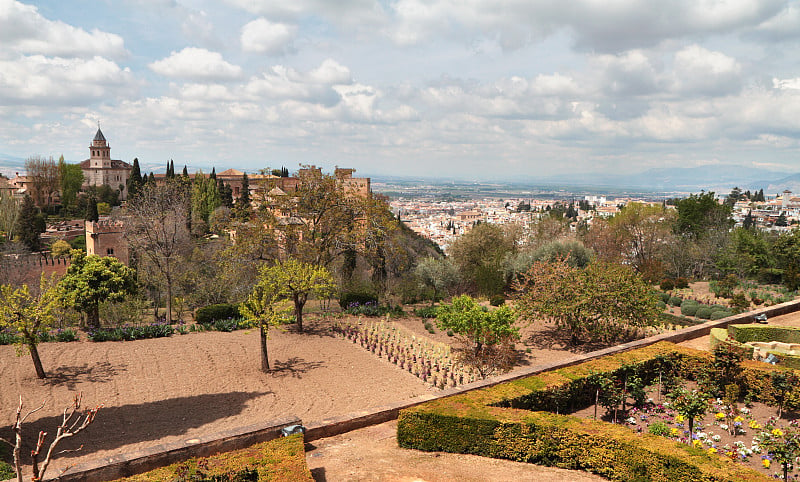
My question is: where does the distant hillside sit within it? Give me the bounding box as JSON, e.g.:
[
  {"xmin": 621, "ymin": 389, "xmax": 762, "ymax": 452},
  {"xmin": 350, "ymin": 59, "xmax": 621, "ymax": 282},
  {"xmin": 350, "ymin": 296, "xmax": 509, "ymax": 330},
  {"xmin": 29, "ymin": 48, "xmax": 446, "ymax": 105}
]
[
  {"xmin": 538, "ymin": 164, "xmax": 795, "ymax": 192},
  {"xmin": 0, "ymin": 154, "xmax": 25, "ymax": 177}
]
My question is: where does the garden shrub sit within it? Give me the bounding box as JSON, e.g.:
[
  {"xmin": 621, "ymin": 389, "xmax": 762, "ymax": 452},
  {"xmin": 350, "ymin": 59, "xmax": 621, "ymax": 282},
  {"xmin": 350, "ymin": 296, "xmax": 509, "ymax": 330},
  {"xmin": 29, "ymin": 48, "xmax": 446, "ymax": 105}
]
[
  {"xmin": 647, "ymin": 420, "xmax": 670, "ymax": 436},
  {"xmin": 680, "ymin": 302, "xmax": 700, "ymax": 317},
  {"xmin": 659, "ymin": 279, "xmax": 675, "ymax": 291},
  {"xmin": 657, "ymin": 300, "xmax": 667, "ymax": 310},
  {"xmin": 195, "ymin": 304, "xmax": 240, "ymax": 324},
  {"xmin": 489, "ymin": 295, "xmax": 505, "ymax": 306},
  {"xmin": 668, "ymin": 295, "xmax": 682, "ymax": 307},
  {"xmin": 658, "ymin": 291, "xmax": 671, "ymax": 303},
  {"xmin": 338, "ymin": 291, "xmax": 378, "ymax": 309},
  {"xmin": 674, "ymin": 277, "xmax": 689, "ymax": 289},
  {"xmin": 695, "ymin": 306, "xmax": 713, "ymax": 319},
  {"xmin": 414, "ymin": 306, "xmax": 439, "ymax": 318}
]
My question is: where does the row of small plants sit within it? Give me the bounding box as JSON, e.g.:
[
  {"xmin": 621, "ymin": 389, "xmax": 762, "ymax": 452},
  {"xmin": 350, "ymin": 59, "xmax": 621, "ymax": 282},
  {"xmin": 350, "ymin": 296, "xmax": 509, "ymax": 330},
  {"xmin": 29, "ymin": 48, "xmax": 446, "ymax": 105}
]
[
  {"xmin": 342, "ymin": 301, "xmax": 404, "ymax": 318},
  {"xmin": 0, "ymin": 327, "xmax": 79, "ymax": 345},
  {"xmin": 333, "ymin": 319, "xmax": 479, "ymax": 388},
  {"xmin": 87, "ymin": 318, "xmax": 253, "ymax": 342}
]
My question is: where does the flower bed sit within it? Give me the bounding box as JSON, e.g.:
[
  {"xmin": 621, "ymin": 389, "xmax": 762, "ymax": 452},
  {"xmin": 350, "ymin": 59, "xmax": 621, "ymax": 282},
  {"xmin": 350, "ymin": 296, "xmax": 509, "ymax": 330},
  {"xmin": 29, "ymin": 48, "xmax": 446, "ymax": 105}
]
[
  {"xmin": 333, "ymin": 318, "xmax": 479, "ymax": 388},
  {"xmin": 397, "ymin": 342, "xmax": 791, "ymax": 481},
  {"xmin": 0, "ymin": 327, "xmax": 79, "ymax": 345}
]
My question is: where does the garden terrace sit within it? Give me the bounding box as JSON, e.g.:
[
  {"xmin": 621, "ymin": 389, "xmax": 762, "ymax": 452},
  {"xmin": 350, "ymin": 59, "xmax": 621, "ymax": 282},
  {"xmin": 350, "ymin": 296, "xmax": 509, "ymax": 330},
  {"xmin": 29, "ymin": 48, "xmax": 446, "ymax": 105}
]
[{"xmin": 397, "ymin": 341, "xmax": 800, "ymax": 481}]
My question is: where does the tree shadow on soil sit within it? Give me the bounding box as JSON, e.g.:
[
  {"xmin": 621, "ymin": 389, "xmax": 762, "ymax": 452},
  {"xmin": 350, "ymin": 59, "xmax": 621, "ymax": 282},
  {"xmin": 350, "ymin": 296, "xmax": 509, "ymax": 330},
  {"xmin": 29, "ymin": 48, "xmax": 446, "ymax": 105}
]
[
  {"xmin": 43, "ymin": 361, "xmax": 127, "ymax": 390},
  {"xmin": 523, "ymin": 326, "xmax": 635, "ymax": 354},
  {"xmin": 0, "ymin": 391, "xmax": 269, "ymax": 465},
  {"xmin": 270, "ymin": 357, "xmax": 324, "ymax": 378}
]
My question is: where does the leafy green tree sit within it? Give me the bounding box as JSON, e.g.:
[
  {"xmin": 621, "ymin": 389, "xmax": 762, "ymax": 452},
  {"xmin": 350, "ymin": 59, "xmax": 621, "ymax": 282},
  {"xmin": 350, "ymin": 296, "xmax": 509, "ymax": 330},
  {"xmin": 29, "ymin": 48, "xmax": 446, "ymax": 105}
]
[
  {"xmin": 758, "ymin": 420, "xmax": 800, "ymax": 481},
  {"xmin": 240, "ymin": 267, "xmax": 294, "ymax": 372},
  {"xmin": 218, "ymin": 179, "xmax": 233, "ymax": 208},
  {"xmin": 15, "ymin": 195, "xmax": 43, "ymax": 251},
  {"xmin": 668, "ymin": 387, "xmax": 709, "ymax": 439},
  {"xmin": 776, "ymin": 212, "xmax": 789, "ymax": 227},
  {"xmin": 191, "ymin": 170, "xmax": 221, "ymax": 230},
  {"xmin": 675, "ymin": 191, "xmax": 732, "ymax": 239},
  {"xmin": 262, "ymin": 259, "xmax": 335, "ymax": 332},
  {"xmin": 724, "ymin": 186, "xmax": 742, "ymax": 207},
  {"xmin": 59, "ymin": 250, "xmax": 136, "ymax": 329},
  {"xmin": 435, "ymin": 295, "xmax": 519, "ymax": 377},
  {"xmin": 414, "ymin": 257, "xmax": 460, "ymax": 305},
  {"xmin": 58, "ymin": 156, "xmax": 84, "ymax": 213},
  {"xmin": 449, "ymin": 223, "xmax": 515, "ymax": 296},
  {"xmin": 50, "ymin": 239, "xmax": 71, "ymax": 258},
  {"xmin": 514, "ymin": 259, "xmax": 659, "ymax": 345},
  {"xmin": 0, "ymin": 276, "xmax": 60, "ymax": 378}
]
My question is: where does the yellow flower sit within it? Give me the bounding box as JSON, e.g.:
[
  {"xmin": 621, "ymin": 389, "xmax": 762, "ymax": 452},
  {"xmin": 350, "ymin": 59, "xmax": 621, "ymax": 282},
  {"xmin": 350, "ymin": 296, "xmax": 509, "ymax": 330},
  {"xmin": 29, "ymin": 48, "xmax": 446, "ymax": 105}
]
[
  {"xmin": 708, "ymin": 447, "xmax": 717, "ymax": 455},
  {"xmin": 692, "ymin": 439, "xmax": 702, "ymax": 448},
  {"xmin": 773, "ymin": 428, "xmax": 784, "ymax": 437},
  {"xmin": 763, "ymin": 459, "xmax": 771, "ymax": 469},
  {"xmin": 675, "ymin": 415, "xmax": 685, "ymax": 423},
  {"xmin": 670, "ymin": 428, "xmax": 680, "ymax": 437},
  {"xmin": 734, "ymin": 416, "xmax": 744, "ymax": 423},
  {"xmin": 749, "ymin": 420, "xmax": 762, "ymax": 429},
  {"xmin": 715, "ymin": 412, "xmax": 725, "ymax": 420}
]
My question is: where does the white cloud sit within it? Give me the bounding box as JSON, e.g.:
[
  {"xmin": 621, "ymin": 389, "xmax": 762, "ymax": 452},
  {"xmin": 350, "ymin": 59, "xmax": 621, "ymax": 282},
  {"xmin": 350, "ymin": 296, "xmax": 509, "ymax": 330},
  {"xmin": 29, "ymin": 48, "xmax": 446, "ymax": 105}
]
[
  {"xmin": 0, "ymin": 55, "xmax": 134, "ymax": 105},
  {"xmin": 672, "ymin": 45, "xmax": 742, "ymax": 95},
  {"xmin": 241, "ymin": 18, "xmax": 296, "ymax": 55},
  {"xmin": 149, "ymin": 47, "xmax": 243, "ymax": 80},
  {"xmin": 244, "ymin": 59, "xmax": 351, "ymax": 105},
  {"xmin": 388, "ymin": 0, "xmax": 786, "ymax": 51},
  {"xmin": 0, "ymin": 0, "xmax": 126, "ymax": 59},
  {"xmin": 773, "ymin": 77, "xmax": 800, "ymax": 90}
]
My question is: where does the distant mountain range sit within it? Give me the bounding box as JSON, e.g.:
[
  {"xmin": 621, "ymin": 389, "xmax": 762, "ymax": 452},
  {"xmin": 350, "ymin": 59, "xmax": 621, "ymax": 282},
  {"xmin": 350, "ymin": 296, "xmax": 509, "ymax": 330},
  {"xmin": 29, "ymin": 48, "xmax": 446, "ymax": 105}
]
[{"xmin": 536, "ymin": 164, "xmax": 800, "ymax": 194}]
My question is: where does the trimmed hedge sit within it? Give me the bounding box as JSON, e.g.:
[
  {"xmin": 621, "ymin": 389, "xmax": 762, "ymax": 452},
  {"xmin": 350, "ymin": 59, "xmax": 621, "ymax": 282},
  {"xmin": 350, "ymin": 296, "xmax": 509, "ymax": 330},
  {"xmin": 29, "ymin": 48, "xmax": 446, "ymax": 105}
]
[
  {"xmin": 680, "ymin": 300, "xmax": 700, "ymax": 317},
  {"xmin": 710, "ymin": 310, "xmax": 733, "ymax": 321},
  {"xmin": 668, "ymin": 296, "xmax": 683, "ymax": 307},
  {"xmin": 398, "ymin": 342, "xmax": 778, "ymax": 481},
  {"xmin": 116, "ymin": 433, "xmax": 312, "ymax": 482},
  {"xmin": 728, "ymin": 324, "xmax": 800, "ymax": 344},
  {"xmin": 195, "ymin": 304, "xmax": 240, "ymax": 324}
]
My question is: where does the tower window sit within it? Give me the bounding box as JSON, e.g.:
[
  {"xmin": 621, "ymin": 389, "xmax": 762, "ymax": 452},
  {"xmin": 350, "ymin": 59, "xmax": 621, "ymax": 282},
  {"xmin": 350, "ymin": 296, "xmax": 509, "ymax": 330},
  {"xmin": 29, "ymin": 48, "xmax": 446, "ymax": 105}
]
[{"xmin": 106, "ymin": 248, "xmax": 114, "ymax": 255}]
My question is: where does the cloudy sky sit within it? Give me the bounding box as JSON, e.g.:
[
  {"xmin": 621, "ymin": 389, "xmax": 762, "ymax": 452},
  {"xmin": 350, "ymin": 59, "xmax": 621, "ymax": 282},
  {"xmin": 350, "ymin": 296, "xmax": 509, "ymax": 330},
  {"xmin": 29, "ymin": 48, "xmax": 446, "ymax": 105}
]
[{"xmin": 2, "ymin": 0, "xmax": 800, "ymax": 180}]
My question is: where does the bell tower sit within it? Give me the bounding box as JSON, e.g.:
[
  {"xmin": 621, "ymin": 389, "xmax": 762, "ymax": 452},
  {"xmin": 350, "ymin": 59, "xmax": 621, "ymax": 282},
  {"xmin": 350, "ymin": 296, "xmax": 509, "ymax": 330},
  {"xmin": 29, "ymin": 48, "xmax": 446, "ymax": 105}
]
[{"xmin": 89, "ymin": 123, "xmax": 111, "ymax": 168}]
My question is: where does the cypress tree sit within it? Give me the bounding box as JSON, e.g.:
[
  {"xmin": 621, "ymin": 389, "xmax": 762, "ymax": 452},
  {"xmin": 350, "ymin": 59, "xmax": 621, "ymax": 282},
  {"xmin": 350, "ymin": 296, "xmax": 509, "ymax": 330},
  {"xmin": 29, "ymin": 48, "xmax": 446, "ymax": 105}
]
[
  {"xmin": 210, "ymin": 167, "xmax": 216, "ymax": 180},
  {"xmin": 128, "ymin": 158, "xmax": 143, "ymax": 198},
  {"xmin": 238, "ymin": 173, "xmax": 251, "ymax": 217},
  {"xmin": 169, "ymin": 159, "xmax": 175, "ymax": 178},
  {"xmin": 16, "ymin": 194, "xmax": 41, "ymax": 251},
  {"xmin": 86, "ymin": 197, "xmax": 99, "ymax": 223},
  {"xmin": 148, "ymin": 172, "xmax": 156, "ymax": 184},
  {"xmin": 182, "ymin": 165, "xmax": 189, "ymax": 178},
  {"xmin": 219, "ymin": 179, "xmax": 233, "ymax": 208}
]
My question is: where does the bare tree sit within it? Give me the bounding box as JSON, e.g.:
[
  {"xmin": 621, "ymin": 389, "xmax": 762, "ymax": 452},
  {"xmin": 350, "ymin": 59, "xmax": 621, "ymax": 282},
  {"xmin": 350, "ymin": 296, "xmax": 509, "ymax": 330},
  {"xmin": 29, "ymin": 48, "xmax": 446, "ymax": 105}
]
[
  {"xmin": 123, "ymin": 180, "xmax": 191, "ymax": 323},
  {"xmin": 1, "ymin": 394, "xmax": 100, "ymax": 482},
  {"xmin": 24, "ymin": 156, "xmax": 60, "ymax": 208}
]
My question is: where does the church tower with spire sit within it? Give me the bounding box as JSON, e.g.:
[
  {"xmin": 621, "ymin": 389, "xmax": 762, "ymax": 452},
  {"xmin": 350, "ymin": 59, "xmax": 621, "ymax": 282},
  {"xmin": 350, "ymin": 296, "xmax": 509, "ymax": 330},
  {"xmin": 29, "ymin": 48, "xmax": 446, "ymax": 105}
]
[
  {"xmin": 89, "ymin": 126, "xmax": 112, "ymax": 168},
  {"xmin": 80, "ymin": 126, "xmax": 133, "ymax": 200}
]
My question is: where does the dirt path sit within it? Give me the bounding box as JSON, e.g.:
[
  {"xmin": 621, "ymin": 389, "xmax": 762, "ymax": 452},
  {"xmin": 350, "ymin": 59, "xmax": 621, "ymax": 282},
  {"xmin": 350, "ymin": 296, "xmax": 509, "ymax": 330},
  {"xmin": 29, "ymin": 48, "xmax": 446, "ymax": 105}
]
[
  {"xmin": 0, "ymin": 319, "xmax": 431, "ymax": 475},
  {"xmin": 305, "ymin": 420, "xmax": 606, "ymax": 482}
]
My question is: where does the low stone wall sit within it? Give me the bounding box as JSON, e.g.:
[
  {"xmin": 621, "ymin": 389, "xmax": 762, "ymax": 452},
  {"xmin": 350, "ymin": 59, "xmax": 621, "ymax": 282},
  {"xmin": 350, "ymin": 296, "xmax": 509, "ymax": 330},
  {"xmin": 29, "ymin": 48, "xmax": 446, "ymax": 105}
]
[
  {"xmin": 19, "ymin": 299, "xmax": 798, "ymax": 481},
  {"xmin": 52, "ymin": 416, "xmax": 300, "ymax": 482}
]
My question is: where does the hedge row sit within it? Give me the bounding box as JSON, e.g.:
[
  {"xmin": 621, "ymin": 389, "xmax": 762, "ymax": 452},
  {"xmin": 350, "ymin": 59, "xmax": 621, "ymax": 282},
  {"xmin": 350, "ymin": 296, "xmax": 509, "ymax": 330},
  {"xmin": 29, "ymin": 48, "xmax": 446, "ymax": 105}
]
[
  {"xmin": 116, "ymin": 433, "xmax": 312, "ymax": 482},
  {"xmin": 195, "ymin": 304, "xmax": 241, "ymax": 324},
  {"xmin": 712, "ymin": 325, "xmax": 800, "ymax": 370},
  {"xmin": 398, "ymin": 342, "xmax": 780, "ymax": 481}
]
